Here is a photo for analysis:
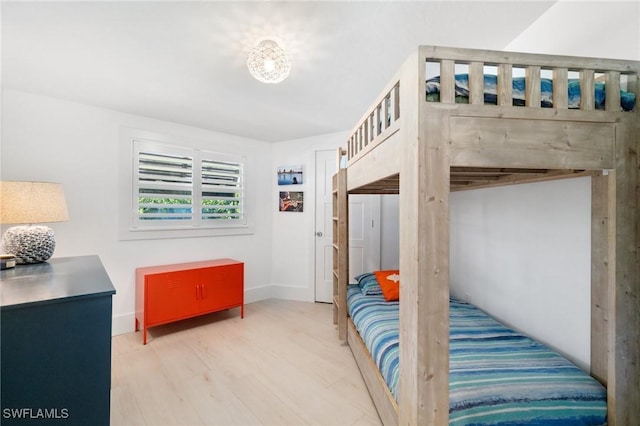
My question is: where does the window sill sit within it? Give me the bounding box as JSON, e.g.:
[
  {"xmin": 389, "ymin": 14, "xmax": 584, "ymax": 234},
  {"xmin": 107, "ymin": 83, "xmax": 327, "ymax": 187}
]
[{"xmin": 118, "ymin": 225, "xmax": 254, "ymax": 241}]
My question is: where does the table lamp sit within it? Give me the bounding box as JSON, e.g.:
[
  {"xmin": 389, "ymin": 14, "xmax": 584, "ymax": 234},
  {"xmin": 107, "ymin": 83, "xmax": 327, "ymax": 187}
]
[{"xmin": 0, "ymin": 181, "xmax": 69, "ymax": 264}]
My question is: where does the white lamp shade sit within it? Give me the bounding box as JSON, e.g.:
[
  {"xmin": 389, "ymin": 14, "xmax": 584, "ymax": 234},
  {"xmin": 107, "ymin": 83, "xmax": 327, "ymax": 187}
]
[{"xmin": 0, "ymin": 181, "xmax": 69, "ymax": 224}]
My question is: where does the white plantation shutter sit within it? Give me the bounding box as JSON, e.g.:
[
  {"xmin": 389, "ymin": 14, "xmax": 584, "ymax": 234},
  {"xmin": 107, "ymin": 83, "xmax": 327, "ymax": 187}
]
[
  {"xmin": 201, "ymin": 157, "xmax": 244, "ymax": 223},
  {"xmin": 133, "ymin": 140, "xmax": 245, "ymax": 230}
]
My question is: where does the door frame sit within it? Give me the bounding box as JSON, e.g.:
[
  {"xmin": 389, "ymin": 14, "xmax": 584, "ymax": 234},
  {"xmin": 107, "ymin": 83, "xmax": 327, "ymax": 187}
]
[{"xmin": 312, "ymin": 149, "xmax": 381, "ymax": 302}]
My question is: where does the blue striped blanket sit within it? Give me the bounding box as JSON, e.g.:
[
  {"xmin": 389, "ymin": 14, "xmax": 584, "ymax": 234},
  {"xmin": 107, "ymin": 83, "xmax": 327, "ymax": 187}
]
[
  {"xmin": 426, "ymin": 73, "xmax": 636, "ymax": 111},
  {"xmin": 346, "ymin": 284, "xmax": 607, "ymax": 425}
]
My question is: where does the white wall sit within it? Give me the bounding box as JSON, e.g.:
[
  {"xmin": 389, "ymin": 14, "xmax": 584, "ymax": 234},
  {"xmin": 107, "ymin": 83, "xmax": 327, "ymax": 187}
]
[
  {"xmin": 380, "ymin": 194, "xmax": 399, "ymax": 270},
  {"xmin": 374, "ymin": 180, "xmax": 593, "ymax": 368},
  {"xmin": 1, "ymin": 89, "xmax": 273, "ymax": 335},
  {"xmin": 0, "ymin": 88, "xmax": 350, "ymax": 334},
  {"xmin": 505, "ymin": 1, "xmax": 640, "ymax": 61},
  {"xmin": 450, "ymin": 178, "xmax": 591, "ymax": 368},
  {"xmin": 270, "ymin": 132, "xmax": 347, "ymax": 301}
]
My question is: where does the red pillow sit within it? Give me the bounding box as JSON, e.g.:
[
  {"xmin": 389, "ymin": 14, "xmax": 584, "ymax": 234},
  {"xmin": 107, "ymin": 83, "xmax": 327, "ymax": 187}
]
[{"xmin": 374, "ymin": 270, "xmax": 400, "ymax": 301}]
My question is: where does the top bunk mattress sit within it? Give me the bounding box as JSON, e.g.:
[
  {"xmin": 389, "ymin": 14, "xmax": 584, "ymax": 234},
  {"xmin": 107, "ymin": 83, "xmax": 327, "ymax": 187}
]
[
  {"xmin": 346, "ymin": 283, "xmax": 607, "ymax": 425},
  {"xmin": 426, "ymin": 73, "xmax": 636, "ymax": 111}
]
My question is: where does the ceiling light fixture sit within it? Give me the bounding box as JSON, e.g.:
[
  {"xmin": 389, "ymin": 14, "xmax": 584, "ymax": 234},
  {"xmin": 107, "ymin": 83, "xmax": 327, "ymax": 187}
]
[{"xmin": 247, "ymin": 39, "xmax": 291, "ymax": 84}]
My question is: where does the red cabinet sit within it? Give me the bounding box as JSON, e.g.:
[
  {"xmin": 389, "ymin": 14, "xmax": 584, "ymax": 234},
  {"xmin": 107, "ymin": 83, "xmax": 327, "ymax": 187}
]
[{"xmin": 135, "ymin": 259, "xmax": 243, "ymax": 344}]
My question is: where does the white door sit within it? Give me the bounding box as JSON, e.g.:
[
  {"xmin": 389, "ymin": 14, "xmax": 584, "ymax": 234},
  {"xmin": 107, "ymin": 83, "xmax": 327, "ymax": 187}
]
[{"xmin": 314, "ymin": 150, "xmax": 380, "ymax": 303}]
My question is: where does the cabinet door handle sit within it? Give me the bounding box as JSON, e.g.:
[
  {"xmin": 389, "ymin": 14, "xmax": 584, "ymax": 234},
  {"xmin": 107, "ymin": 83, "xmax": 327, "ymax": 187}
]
[
  {"xmin": 196, "ymin": 284, "xmax": 200, "ymax": 300},
  {"xmin": 202, "ymin": 285, "xmax": 206, "ymax": 299}
]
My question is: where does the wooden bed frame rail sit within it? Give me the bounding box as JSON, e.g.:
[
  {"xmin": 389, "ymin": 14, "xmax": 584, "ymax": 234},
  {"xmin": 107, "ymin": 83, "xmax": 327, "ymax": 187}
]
[
  {"xmin": 334, "ymin": 45, "xmax": 639, "ymax": 426},
  {"xmin": 419, "ymin": 45, "xmax": 637, "ymax": 110},
  {"xmin": 347, "ymin": 79, "xmax": 401, "ymax": 165},
  {"xmin": 345, "ymin": 45, "xmax": 638, "ymax": 172}
]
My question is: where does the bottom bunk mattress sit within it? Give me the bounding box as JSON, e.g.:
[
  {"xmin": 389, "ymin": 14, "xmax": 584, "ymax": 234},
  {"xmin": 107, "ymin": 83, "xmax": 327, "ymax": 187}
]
[{"xmin": 346, "ymin": 284, "xmax": 607, "ymax": 425}]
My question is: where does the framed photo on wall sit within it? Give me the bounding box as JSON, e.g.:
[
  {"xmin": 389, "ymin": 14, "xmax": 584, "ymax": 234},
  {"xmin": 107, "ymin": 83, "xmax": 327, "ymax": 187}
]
[
  {"xmin": 277, "ymin": 165, "xmax": 303, "ymax": 185},
  {"xmin": 279, "ymin": 191, "xmax": 303, "ymax": 212}
]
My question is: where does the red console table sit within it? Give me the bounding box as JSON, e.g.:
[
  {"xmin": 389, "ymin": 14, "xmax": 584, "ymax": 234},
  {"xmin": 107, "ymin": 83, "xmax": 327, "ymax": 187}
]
[{"xmin": 135, "ymin": 258, "xmax": 244, "ymax": 344}]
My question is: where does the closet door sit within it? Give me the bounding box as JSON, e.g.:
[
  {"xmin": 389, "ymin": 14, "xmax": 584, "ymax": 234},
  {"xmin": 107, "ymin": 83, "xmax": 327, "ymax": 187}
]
[{"xmin": 314, "ymin": 149, "xmax": 381, "ymax": 303}]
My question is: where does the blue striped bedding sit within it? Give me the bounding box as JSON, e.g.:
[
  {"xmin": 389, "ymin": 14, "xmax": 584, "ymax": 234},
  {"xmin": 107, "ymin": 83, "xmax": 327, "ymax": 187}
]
[
  {"xmin": 425, "ymin": 73, "xmax": 636, "ymax": 111},
  {"xmin": 346, "ymin": 284, "xmax": 607, "ymax": 425}
]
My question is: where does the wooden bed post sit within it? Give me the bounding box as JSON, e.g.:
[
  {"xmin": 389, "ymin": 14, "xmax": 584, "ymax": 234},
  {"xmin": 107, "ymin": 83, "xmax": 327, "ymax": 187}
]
[
  {"xmin": 606, "ymin": 117, "xmax": 640, "ymax": 426},
  {"xmin": 335, "ymin": 168, "xmax": 349, "ymax": 340},
  {"xmin": 590, "ymin": 171, "xmax": 610, "ymax": 387},
  {"xmin": 397, "ymin": 48, "xmax": 450, "ymax": 426}
]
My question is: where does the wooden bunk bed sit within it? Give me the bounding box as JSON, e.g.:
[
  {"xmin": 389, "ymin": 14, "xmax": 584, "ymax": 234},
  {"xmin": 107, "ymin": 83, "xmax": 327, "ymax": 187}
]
[{"xmin": 332, "ymin": 46, "xmax": 639, "ymax": 425}]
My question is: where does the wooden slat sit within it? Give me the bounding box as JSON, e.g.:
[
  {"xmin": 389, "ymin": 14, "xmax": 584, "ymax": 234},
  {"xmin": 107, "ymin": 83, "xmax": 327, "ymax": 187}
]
[
  {"xmin": 427, "ymin": 101, "xmax": 624, "ymax": 123},
  {"xmin": 398, "ymin": 49, "xmax": 450, "ymax": 422},
  {"xmin": 497, "ymin": 63, "xmax": 513, "ymax": 106},
  {"xmin": 350, "ymin": 137, "xmax": 354, "ymax": 160},
  {"xmin": 383, "ymin": 96, "xmax": 390, "ymax": 132},
  {"xmin": 606, "ymin": 71, "xmax": 621, "ymax": 112},
  {"xmin": 335, "ymin": 148, "xmax": 345, "ymax": 173},
  {"xmin": 469, "ymin": 62, "xmax": 484, "ymax": 105},
  {"xmin": 388, "ymin": 89, "xmax": 397, "ymax": 125},
  {"xmin": 440, "ymin": 59, "xmax": 456, "ymax": 104},
  {"xmin": 553, "ymin": 67, "xmax": 569, "ymax": 109},
  {"xmin": 347, "ymin": 124, "xmax": 401, "ymax": 191},
  {"xmin": 374, "ymin": 104, "xmax": 381, "ymax": 138},
  {"xmin": 336, "ymin": 169, "xmax": 348, "ymax": 341},
  {"xmin": 392, "ymin": 83, "xmax": 400, "ymax": 121},
  {"xmin": 451, "ymin": 167, "xmax": 550, "ymax": 175},
  {"xmin": 591, "ymin": 171, "xmax": 610, "ymax": 386},
  {"xmin": 421, "ymin": 45, "xmax": 638, "ymax": 73},
  {"xmin": 580, "ymin": 69, "xmax": 595, "ymax": 111},
  {"xmin": 449, "ymin": 117, "xmax": 615, "ymax": 170},
  {"xmin": 349, "ymin": 175, "xmax": 400, "ymax": 194},
  {"xmin": 353, "ymin": 169, "xmax": 594, "ymax": 193},
  {"xmin": 526, "ymin": 66, "xmax": 541, "ymax": 107},
  {"xmin": 347, "ymin": 320, "xmax": 398, "ymax": 425},
  {"xmin": 451, "ymin": 170, "xmax": 591, "ymax": 192},
  {"xmin": 370, "ymin": 114, "xmax": 376, "ymax": 143},
  {"xmin": 608, "ymin": 118, "xmax": 640, "ymax": 426},
  {"xmin": 363, "ymin": 117, "xmax": 370, "ymax": 148},
  {"xmin": 450, "ymin": 175, "xmax": 500, "ymax": 182}
]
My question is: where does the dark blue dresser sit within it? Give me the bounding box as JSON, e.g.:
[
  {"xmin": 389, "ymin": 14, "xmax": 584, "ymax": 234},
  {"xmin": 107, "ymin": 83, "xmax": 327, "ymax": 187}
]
[{"xmin": 1, "ymin": 256, "xmax": 116, "ymax": 425}]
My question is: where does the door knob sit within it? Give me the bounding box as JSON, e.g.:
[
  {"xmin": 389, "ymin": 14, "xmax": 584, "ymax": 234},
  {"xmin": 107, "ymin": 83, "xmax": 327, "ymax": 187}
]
[{"xmin": 315, "ymin": 231, "xmax": 323, "ymax": 237}]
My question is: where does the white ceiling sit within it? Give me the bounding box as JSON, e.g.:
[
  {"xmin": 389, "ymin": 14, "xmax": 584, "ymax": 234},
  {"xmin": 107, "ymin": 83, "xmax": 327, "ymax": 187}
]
[{"xmin": 2, "ymin": 1, "xmax": 570, "ymax": 142}]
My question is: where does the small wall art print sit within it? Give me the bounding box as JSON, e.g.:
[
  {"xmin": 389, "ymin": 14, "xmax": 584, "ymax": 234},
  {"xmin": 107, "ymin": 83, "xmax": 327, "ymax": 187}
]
[
  {"xmin": 277, "ymin": 165, "xmax": 303, "ymax": 185},
  {"xmin": 279, "ymin": 191, "xmax": 304, "ymax": 212}
]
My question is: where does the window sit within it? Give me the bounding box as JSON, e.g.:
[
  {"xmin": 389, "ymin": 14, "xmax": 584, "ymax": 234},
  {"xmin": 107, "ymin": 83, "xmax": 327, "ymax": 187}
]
[{"xmin": 133, "ymin": 139, "xmax": 246, "ymax": 231}]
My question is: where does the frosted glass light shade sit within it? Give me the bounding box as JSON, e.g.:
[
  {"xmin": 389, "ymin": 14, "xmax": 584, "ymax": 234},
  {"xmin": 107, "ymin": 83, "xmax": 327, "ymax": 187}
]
[{"xmin": 247, "ymin": 39, "xmax": 291, "ymax": 84}]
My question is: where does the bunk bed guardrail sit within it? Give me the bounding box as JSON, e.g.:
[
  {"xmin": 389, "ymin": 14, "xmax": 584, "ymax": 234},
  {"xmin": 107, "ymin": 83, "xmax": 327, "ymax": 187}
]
[{"xmin": 345, "ymin": 46, "xmax": 638, "ymax": 169}]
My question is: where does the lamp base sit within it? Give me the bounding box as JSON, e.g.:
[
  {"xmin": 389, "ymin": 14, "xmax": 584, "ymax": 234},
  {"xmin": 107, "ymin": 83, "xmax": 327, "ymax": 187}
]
[{"xmin": 1, "ymin": 225, "xmax": 56, "ymax": 264}]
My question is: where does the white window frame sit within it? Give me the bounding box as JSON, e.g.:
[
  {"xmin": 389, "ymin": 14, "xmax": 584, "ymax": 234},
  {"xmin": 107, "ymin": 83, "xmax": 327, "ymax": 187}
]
[{"xmin": 118, "ymin": 128, "xmax": 252, "ymax": 240}]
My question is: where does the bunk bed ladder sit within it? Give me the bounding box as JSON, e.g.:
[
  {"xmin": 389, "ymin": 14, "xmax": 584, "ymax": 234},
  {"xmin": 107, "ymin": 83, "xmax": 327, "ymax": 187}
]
[{"xmin": 332, "ymin": 165, "xmax": 349, "ymax": 340}]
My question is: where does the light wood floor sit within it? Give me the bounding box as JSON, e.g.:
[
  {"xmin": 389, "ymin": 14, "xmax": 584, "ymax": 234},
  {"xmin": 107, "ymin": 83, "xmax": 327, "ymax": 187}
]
[{"xmin": 110, "ymin": 299, "xmax": 382, "ymax": 426}]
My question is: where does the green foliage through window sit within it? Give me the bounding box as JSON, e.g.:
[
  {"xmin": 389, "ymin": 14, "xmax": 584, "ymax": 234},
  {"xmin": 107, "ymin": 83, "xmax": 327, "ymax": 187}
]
[{"xmin": 134, "ymin": 140, "xmax": 245, "ymax": 228}]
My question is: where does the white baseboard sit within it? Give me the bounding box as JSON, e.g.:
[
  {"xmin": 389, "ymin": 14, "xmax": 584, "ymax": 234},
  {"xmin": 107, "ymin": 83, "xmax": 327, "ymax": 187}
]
[
  {"xmin": 110, "ymin": 285, "xmax": 314, "ymax": 336},
  {"xmin": 112, "ymin": 312, "xmax": 136, "ymax": 336},
  {"xmin": 244, "ymin": 284, "xmax": 274, "ymax": 304},
  {"xmin": 269, "ymin": 284, "xmax": 314, "ymax": 302}
]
